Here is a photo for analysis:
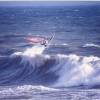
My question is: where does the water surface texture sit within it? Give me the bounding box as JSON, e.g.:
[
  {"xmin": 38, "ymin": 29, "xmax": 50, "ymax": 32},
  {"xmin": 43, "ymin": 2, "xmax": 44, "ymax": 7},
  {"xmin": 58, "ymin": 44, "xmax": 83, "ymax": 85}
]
[{"xmin": 0, "ymin": 5, "xmax": 100, "ymax": 100}]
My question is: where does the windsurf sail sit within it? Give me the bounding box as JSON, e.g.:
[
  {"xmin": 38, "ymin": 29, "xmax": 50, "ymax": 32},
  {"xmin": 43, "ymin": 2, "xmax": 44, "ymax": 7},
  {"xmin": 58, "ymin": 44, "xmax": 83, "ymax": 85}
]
[
  {"xmin": 26, "ymin": 36, "xmax": 48, "ymax": 46},
  {"xmin": 26, "ymin": 33, "xmax": 55, "ymax": 47}
]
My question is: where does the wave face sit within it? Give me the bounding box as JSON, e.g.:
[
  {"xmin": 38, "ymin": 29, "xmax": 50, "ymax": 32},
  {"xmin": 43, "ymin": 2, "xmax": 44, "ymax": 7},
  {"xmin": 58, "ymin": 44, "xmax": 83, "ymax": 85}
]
[{"xmin": 0, "ymin": 45, "xmax": 100, "ymax": 89}]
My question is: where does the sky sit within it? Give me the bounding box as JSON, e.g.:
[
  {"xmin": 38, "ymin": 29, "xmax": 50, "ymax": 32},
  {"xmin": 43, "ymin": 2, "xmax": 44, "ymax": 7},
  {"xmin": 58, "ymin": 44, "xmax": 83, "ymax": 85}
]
[{"xmin": 0, "ymin": 1, "xmax": 99, "ymax": 6}]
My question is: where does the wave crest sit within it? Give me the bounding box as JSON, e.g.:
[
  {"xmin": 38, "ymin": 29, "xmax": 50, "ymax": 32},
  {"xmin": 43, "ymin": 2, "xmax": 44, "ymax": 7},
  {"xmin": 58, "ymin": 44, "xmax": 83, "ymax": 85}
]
[
  {"xmin": 83, "ymin": 43, "xmax": 100, "ymax": 48},
  {"xmin": 0, "ymin": 45, "xmax": 100, "ymax": 88}
]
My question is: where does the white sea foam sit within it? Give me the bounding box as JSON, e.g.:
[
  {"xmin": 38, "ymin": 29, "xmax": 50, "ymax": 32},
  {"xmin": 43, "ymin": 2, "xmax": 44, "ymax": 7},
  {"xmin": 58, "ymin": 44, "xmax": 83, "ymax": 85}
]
[
  {"xmin": 49, "ymin": 43, "xmax": 68, "ymax": 47},
  {"xmin": 54, "ymin": 54, "xmax": 100, "ymax": 87},
  {"xmin": 13, "ymin": 45, "xmax": 46, "ymax": 56},
  {"xmin": 16, "ymin": 85, "xmax": 58, "ymax": 91},
  {"xmin": 11, "ymin": 45, "xmax": 100, "ymax": 88},
  {"xmin": 11, "ymin": 45, "xmax": 46, "ymax": 69},
  {"xmin": 22, "ymin": 45, "xmax": 46, "ymax": 57},
  {"xmin": 0, "ymin": 85, "xmax": 58, "ymax": 94},
  {"xmin": 83, "ymin": 43, "xmax": 100, "ymax": 48},
  {"xmin": 62, "ymin": 43, "xmax": 68, "ymax": 46},
  {"xmin": 0, "ymin": 85, "xmax": 58, "ymax": 99}
]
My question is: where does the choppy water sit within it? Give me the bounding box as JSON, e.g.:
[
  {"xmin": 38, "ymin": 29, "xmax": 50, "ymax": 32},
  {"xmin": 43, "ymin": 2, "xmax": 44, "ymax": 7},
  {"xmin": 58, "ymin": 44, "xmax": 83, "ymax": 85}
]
[{"xmin": 0, "ymin": 4, "xmax": 100, "ymax": 100}]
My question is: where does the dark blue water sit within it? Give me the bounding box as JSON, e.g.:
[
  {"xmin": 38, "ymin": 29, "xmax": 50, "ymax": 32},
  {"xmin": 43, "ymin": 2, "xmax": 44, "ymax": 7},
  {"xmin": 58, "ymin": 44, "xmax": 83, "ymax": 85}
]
[{"xmin": 0, "ymin": 5, "xmax": 100, "ymax": 100}]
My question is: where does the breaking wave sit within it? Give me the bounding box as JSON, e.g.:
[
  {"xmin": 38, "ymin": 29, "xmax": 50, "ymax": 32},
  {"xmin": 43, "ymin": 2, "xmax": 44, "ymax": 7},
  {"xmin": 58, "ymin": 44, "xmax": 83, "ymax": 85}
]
[{"xmin": 0, "ymin": 45, "xmax": 100, "ymax": 89}]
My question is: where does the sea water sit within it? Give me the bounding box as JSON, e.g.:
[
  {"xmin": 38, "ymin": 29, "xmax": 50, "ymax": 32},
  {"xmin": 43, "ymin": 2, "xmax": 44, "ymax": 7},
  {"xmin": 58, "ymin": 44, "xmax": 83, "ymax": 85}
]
[{"xmin": 0, "ymin": 5, "xmax": 100, "ymax": 100}]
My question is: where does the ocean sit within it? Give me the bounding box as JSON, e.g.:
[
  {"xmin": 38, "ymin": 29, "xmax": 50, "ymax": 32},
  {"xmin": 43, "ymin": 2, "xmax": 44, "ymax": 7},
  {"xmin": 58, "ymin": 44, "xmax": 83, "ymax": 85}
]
[{"xmin": 0, "ymin": 5, "xmax": 100, "ymax": 100}]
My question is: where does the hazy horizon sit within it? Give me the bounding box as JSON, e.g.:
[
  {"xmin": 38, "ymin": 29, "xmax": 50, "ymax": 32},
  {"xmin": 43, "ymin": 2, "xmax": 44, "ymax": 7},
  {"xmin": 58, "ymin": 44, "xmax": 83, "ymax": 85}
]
[{"xmin": 0, "ymin": 1, "xmax": 100, "ymax": 7}]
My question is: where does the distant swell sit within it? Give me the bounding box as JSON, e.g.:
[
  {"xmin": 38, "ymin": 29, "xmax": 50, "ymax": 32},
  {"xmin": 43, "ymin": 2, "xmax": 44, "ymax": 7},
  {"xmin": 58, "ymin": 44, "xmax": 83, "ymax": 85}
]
[
  {"xmin": 83, "ymin": 43, "xmax": 100, "ymax": 48},
  {"xmin": 0, "ymin": 46, "xmax": 100, "ymax": 89}
]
